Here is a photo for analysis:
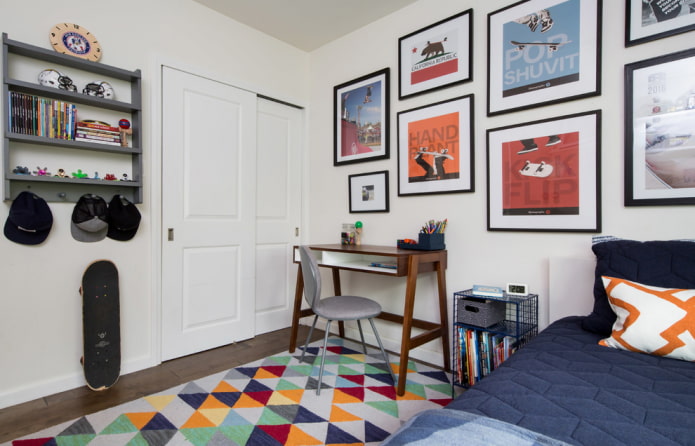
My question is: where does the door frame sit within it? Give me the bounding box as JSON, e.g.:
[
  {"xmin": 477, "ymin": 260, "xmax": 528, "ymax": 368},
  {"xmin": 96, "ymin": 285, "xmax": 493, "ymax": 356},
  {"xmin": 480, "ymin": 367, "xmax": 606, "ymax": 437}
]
[{"xmin": 150, "ymin": 56, "xmax": 308, "ymax": 365}]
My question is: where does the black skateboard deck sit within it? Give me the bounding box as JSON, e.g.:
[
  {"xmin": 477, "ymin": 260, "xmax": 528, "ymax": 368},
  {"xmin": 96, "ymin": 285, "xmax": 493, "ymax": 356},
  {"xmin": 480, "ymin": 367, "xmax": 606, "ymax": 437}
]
[{"xmin": 81, "ymin": 260, "xmax": 120, "ymax": 390}]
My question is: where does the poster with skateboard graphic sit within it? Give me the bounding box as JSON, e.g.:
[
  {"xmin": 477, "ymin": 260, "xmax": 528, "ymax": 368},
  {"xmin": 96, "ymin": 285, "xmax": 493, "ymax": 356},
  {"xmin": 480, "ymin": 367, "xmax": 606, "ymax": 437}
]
[
  {"xmin": 487, "ymin": 111, "xmax": 600, "ymax": 232},
  {"xmin": 501, "ymin": 131, "xmax": 580, "ymax": 216},
  {"xmin": 487, "ymin": 0, "xmax": 601, "ymax": 115},
  {"xmin": 398, "ymin": 95, "xmax": 474, "ymax": 196},
  {"xmin": 334, "ymin": 68, "xmax": 389, "ymax": 166}
]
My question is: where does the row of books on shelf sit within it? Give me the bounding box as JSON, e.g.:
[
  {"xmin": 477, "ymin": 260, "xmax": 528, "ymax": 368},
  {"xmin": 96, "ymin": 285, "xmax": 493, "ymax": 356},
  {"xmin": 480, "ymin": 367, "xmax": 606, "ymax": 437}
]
[
  {"xmin": 9, "ymin": 92, "xmax": 76, "ymax": 140},
  {"xmin": 454, "ymin": 326, "xmax": 517, "ymax": 387},
  {"xmin": 8, "ymin": 92, "xmax": 122, "ymax": 146}
]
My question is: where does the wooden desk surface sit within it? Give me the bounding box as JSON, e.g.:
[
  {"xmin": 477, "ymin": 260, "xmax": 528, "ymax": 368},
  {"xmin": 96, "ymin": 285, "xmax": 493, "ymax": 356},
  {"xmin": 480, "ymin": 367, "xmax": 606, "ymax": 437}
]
[
  {"xmin": 300, "ymin": 244, "xmax": 447, "ymax": 276},
  {"xmin": 306, "ymin": 243, "xmax": 446, "ymax": 256}
]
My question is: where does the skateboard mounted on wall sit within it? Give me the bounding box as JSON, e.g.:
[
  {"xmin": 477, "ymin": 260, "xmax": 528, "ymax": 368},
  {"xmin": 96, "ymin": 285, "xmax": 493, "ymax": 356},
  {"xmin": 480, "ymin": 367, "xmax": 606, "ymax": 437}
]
[{"xmin": 80, "ymin": 260, "xmax": 121, "ymax": 390}]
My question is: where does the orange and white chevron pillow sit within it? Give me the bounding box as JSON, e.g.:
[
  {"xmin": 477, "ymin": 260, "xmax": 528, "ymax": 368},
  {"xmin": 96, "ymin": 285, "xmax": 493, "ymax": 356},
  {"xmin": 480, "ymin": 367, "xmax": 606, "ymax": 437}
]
[{"xmin": 599, "ymin": 276, "xmax": 695, "ymax": 362}]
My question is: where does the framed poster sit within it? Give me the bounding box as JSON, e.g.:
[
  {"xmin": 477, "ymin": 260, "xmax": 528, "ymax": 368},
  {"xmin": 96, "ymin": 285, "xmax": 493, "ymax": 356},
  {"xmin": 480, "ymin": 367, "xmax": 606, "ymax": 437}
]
[
  {"xmin": 626, "ymin": 0, "xmax": 695, "ymax": 46},
  {"xmin": 348, "ymin": 170, "xmax": 390, "ymax": 213},
  {"xmin": 487, "ymin": 110, "xmax": 601, "ymax": 232},
  {"xmin": 397, "ymin": 95, "xmax": 474, "ymax": 196},
  {"xmin": 334, "ymin": 68, "xmax": 389, "ymax": 166},
  {"xmin": 625, "ymin": 48, "xmax": 695, "ymax": 206},
  {"xmin": 487, "ymin": 0, "xmax": 602, "ymax": 116},
  {"xmin": 398, "ymin": 9, "xmax": 473, "ymax": 99}
]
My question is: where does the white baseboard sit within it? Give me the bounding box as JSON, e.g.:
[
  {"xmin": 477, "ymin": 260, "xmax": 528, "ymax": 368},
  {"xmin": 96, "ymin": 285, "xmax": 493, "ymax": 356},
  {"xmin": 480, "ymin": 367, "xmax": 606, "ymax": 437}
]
[{"xmin": 0, "ymin": 354, "xmax": 159, "ymax": 410}]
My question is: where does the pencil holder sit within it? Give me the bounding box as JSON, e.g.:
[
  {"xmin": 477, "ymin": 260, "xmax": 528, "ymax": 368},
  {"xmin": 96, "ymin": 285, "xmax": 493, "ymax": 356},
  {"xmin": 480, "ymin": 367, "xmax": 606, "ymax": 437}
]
[{"xmin": 418, "ymin": 233, "xmax": 445, "ymax": 250}]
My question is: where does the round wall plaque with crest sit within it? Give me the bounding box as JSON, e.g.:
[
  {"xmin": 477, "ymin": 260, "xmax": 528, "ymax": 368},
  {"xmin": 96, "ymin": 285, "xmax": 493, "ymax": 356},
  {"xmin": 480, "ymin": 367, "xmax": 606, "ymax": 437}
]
[{"xmin": 49, "ymin": 23, "xmax": 101, "ymax": 61}]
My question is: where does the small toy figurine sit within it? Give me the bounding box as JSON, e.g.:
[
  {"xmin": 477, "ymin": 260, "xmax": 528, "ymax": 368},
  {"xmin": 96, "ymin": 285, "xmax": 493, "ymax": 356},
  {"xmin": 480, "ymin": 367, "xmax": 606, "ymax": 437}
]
[
  {"xmin": 33, "ymin": 166, "xmax": 51, "ymax": 176},
  {"xmin": 54, "ymin": 168, "xmax": 68, "ymax": 178},
  {"xmin": 93, "ymin": 171, "xmax": 100, "ymax": 180},
  {"xmin": 72, "ymin": 169, "xmax": 89, "ymax": 179},
  {"xmin": 13, "ymin": 166, "xmax": 30, "ymax": 175},
  {"xmin": 104, "ymin": 173, "xmax": 117, "ymax": 181},
  {"xmin": 121, "ymin": 173, "xmax": 129, "ymax": 181},
  {"xmin": 355, "ymin": 221, "xmax": 363, "ymax": 245},
  {"xmin": 118, "ymin": 118, "xmax": 132, "ymax": 147}
]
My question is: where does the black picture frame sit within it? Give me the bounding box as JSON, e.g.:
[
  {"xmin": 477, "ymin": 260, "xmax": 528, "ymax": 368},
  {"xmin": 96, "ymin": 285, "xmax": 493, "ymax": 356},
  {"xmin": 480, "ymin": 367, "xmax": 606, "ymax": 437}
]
[
  {"xmin": 487, "ymin": 0, "xmax": 602, "ymax": 116},
  {"xmin": 487, "ymin": 110, "xmax": 601, "ymax": 232},
  {"xmin": 334, "ymin": 68, "xmax": 390, "ymax": 166},
  {"xmin": 348, "ymin": 170, "xmax": 390, "ymax": 213},
  {"xmin": 624, "ymin": 48, "xmax": 695, "ymax": 206},
  {"xmin": 626, "ymin": 0, "xmax": 695, "ymax": 47},
  {"xmin": 398, "ymin": 9, "xmax": 473, "ymax": 100},
  {"xmin": 397, "ymin": 95, "xmax": 474, "ymax": 196}
]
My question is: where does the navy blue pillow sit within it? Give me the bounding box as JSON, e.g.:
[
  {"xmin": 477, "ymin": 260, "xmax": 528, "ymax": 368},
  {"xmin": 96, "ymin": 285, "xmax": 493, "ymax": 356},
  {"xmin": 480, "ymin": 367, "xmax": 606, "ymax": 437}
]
[{"xmin": 582, "ymin": 238, "xmax": 695, "ymax": 335}]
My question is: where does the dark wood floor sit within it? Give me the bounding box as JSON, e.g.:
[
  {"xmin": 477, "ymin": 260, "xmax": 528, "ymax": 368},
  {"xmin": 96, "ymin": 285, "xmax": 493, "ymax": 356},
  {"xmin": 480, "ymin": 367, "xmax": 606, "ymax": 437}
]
[{"xmin": 0, "ymin": 325, "xmax": 324, "ymax": 443}]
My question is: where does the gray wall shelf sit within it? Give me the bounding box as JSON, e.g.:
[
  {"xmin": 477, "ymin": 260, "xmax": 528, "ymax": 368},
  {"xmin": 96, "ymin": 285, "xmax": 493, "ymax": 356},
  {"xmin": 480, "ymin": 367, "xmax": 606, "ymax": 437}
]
[{"xmin": 3, "ymin": 33, "xmax": 142, "ymax": 203}]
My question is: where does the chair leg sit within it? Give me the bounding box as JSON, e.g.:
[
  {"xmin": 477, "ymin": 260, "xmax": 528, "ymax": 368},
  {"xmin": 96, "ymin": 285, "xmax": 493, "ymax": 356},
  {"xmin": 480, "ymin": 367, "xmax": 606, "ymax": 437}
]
[
  {"xmin": 300, "ymin": 315, "xmax": 319, "ymax": 364},
  {"xmin": 357, "ymin": 320, "xmax": 367, "ymax": 354},
  {"xmin": 369, "ymin": 318, "xmax": 396, "ymax": 385},
  {"xmin": 317, "ymin": 319, "xmax": 332, "ymax": 395}
]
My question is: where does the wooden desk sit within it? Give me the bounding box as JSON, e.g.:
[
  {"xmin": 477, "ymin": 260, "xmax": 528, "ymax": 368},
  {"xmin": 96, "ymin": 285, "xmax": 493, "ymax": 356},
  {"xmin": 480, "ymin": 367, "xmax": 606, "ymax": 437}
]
[{"xmin": 290, "ymin": 244, "xmax": 450, "ymax": 396}]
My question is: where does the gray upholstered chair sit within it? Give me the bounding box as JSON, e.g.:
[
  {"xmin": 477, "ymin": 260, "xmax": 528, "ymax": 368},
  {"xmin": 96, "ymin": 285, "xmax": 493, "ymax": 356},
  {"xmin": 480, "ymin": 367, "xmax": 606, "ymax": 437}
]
[{"xmin": 298, "ymin": 245, "xmax": 396, "ymax": 395}]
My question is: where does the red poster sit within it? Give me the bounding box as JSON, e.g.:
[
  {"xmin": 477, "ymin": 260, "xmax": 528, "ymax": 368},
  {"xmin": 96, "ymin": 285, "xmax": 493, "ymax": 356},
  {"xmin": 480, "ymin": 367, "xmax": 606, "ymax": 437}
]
[
  {"xmin": 502, "ymin": 131, "xmax": 580, "ymax": 215},
  {"xmin": 407, "ymin": 112, "xmax": 460, "ymax": 182}
]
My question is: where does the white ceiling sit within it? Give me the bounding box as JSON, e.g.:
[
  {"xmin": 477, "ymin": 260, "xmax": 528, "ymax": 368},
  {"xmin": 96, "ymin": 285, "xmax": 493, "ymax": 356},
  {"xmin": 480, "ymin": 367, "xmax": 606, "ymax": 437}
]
[{"xmin": 194, "ymin": 0, "xmax": 420, "ymax": 51}]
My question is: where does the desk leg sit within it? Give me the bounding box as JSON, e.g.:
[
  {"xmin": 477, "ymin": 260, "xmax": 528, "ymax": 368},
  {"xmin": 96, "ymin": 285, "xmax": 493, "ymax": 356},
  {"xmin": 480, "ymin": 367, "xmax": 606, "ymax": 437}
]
[
  {"xmin": 332, "ymin": 269, "xmax": 345, "ymax": 338},
  {"xmin": 435, "ymin": 258, "xmax": 451, "ymax": 372},
  {"xmin": 289, "ymin": 265, "xmax": 304, "ymax": 353},
  {"xmin": 397, "ymin": 255, "xmax": 420, "ymax": 396}
]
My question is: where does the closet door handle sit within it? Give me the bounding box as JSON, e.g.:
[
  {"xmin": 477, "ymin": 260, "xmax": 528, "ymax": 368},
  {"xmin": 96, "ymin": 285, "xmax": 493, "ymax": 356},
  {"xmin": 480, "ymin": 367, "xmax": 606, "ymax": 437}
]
[{"xmin": 168, "ymin": 228, "xmax": 174, "ymax": 241}]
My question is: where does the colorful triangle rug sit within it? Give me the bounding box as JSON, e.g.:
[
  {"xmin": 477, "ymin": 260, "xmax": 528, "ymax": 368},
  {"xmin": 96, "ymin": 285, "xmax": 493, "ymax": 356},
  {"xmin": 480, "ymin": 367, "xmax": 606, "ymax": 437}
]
[{"xmin": 9, "ymin": 338, "xmax": 458, "ymax": 445}]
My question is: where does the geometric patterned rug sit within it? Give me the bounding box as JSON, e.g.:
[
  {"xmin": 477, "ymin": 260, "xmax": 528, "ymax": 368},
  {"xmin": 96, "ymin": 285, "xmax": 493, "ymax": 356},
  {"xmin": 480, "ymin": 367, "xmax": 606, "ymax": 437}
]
[{"xmin": 8, "ymin": 338, "xmax": 457, "ymax": 445}]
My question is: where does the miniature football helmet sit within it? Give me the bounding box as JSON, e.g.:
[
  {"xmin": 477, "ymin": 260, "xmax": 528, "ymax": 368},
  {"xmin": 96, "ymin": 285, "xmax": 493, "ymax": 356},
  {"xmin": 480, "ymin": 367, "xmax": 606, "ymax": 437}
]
[
  {"xmin": 82, "ymin": 81, "xmax": 114, "ymax": 99},
  {"xmin": 38, "ymin": 69, "xmax": 77, "ymax": 92}
]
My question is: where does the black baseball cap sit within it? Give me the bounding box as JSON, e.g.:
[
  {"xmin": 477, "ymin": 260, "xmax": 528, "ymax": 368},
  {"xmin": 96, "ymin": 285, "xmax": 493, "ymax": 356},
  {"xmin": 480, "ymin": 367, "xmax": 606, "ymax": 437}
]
[
  {"xmin": 71, "ymin": 194, "xmax": 108, "ymax": 242},
  {"xmin": 4, "ymin": 191, "xmax": 53, "ymax": 245},
  {"xmin": 107, "ymin": 195, "xmax": 141, "ymax": 241}
]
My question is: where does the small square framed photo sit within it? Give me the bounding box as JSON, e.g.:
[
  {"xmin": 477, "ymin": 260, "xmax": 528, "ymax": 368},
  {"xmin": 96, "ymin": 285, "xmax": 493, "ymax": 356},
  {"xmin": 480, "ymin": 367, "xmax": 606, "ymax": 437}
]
[
  {"xmin": 398, "ymin": 9, "xmax": 473, "ymax": 99},
  {"xmin": 397, "ymin": 95, "xmax": 474, "ymax": 196},
  {"xmin": 626, "ymin": 0, "xmax": 695, "ymax": 46},
  {"xmin": 349, "ymin": 170, "xmax": 390, "ymax": 213},
  {"xmin": 487, "ymin": 0, "xmax": 602, "ymax": 116},
  {"xmin": 487, "ymin": 110, "xmax": 601, "ymax": 232},
  {"xmin": 334, "ymin": 68, "xmax": 390, "ymax": 166}
]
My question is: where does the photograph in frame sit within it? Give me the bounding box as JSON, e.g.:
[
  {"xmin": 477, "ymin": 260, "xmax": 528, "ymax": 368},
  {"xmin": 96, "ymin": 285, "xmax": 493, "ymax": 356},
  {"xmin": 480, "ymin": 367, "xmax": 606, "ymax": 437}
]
[
  {"xmin": 487, "ymin": 110, "xmax": 601, "ymax": 232},
  {"xmin": 625, "ymin": 48, "xmax": 695, "ymax": 206},
  {"xmin": 334, "ymin": 68, "xmax": 390, "ymax": 166},
  {"xmin": 349, "ymin": 170, "xmax": 390, "ymax": 213},
  {"xmin": 398, "ymin": 9, "xmax": 473, "ymax": 100},
  {"xmin": 626, "ymin": 0, "xmax": 695, "ymax": 46},
  {"xmin": 397, "ymin": 95, "xmax": 474, "ymax": 196},
  {"xmin": 487, "ymin": 0, "xmax": 601, "ymax": 116}
]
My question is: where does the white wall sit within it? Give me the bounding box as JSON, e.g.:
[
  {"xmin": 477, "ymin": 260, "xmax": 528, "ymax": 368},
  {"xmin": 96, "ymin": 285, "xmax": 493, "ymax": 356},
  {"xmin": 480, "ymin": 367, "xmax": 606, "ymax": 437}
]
[
  {"xmin": 0, "ymin": 0, "xmax": 309, "ymax": 408},
  {"xmin": 307, "ymin": 0, "xmax": 695, "ymax": 366}
]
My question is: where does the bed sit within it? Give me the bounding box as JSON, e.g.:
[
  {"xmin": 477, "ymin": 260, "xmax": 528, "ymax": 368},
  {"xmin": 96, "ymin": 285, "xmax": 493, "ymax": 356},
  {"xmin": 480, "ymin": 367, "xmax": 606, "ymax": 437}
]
[{"xmin": 382, "ymin": 237, "xmax": 695, "ymax": 445}]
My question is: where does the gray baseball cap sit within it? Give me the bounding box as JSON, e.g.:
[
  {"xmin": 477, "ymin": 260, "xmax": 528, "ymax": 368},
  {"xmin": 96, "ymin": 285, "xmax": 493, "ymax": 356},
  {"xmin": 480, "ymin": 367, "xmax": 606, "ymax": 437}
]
[{"xmin": 71, "ymin": 194, "xmax": 108, "ymax": 242}]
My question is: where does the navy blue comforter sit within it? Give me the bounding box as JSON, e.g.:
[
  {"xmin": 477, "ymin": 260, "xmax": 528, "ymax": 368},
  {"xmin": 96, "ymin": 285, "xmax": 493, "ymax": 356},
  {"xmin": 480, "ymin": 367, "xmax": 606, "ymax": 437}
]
[{"xmin": 445, "ymin": 316, "xmax": 695, "ymax": 446}]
